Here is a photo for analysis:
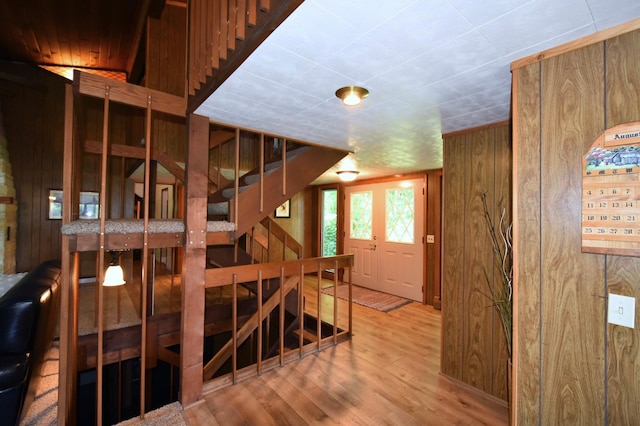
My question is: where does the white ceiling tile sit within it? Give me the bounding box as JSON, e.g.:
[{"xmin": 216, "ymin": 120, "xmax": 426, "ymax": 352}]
[
  {"xmin": 367, "ymin": 1, "xmax": 474, "ymax": 60},
  {"xmin": 196, "ymin": 0, "xmax": 640, "ymax": 182},
  {"xmin": 479, "ymin": 0, "xmax": 595, "ymax": 56},
  {"xmin": 448, "ymin": 0, "xmax": 534, "ymax": 26},
  {"xmin": 239, "ymin": 41, "xmax": 317, "ymax": 84}
]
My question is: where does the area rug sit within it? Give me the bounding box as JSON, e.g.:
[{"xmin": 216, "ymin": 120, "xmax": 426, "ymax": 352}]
[{"xmin": 321, "ymin": 284, "xmax": 412, "ymax": 313}]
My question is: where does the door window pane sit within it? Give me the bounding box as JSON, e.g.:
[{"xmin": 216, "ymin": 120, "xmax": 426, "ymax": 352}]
[
  {"xmin": 350, "ymin": 191, "xmax": 372, "ymax": 240},
  {"xmin": 386, "ymin": 188, "xmax": 414, "ymax": 243}
]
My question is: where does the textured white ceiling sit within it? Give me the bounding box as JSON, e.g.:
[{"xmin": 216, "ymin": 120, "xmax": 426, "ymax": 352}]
[{"xmin": 195, "ymin": 0, "xmax": 640, "ymax": 184}]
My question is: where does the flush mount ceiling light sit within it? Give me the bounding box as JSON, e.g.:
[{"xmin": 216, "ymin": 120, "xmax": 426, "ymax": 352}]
[
  {"xmin": 337, "ymin": 170, "xmax": 359, "ymax": 182},
  {"xmin": 335, "ymin": 86, "xmax": 369, "ymax": 106}
]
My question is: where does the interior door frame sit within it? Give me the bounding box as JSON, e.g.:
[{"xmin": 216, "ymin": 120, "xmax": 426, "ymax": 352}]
[
  {"xmin": 340, "ymin": 172, "xmax": 429, "ymax": 304},
  {"xmin": 316, "ymin": 183, "xmax": 344, "ymax": 280}
]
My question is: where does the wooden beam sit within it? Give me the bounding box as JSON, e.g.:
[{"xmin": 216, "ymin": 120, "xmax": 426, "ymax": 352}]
[{"xmin": 74, "ymin": 71, "xmax": 186, "ymax": 117}]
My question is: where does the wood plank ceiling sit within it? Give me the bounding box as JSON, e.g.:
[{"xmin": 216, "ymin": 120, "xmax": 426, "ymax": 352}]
[{"xmin": 0, "ymin": 0, "xmax": 171, "ymax": 83}]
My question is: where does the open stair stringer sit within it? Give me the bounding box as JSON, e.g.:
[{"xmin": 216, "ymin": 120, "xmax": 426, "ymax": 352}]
[{"xmin": 230, "ymin": 145, "xmax": 347, "ymax": 236}]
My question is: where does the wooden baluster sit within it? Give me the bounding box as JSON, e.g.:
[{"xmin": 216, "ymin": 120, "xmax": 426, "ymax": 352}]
[
  {"xmin": 259, "ymin": 133, "xmax": 264, "ymax": 213},
  {"xmin": 317, "ymin": 260, "xmax": 322, "ymax": 352},
  {"xmin": 248, "ymin": 0, "xmax": 257, "ymax": 26},
  {"xmin": 232, "ymin": 273, "xmax": 238, "ymax": 383},
  {"xmin": 234, "ymin": 128, "xmax": 240, "ymax": 228},
  {"xmin": 333, "ymin": 259, "xmax": 338, "ymax": 345},
  {"xmin": 281, "ymin": 138, "xmax": 287, "ymax": 196},
  {"xmin": 219, "ymin": 0, "xmax": 228, "ymax": 61},
  {"xmin": 229, "ymin": 0, "xmax": 237, "ymax": 51},
  {"xmin": 279, "ymin": 266, "xmax": 285, "ymax": 366},
  {"xmin": 212, "ymin": 0, "xmax": 221, "ymax": 69},
  {"xmin": 236, "ymin": 0, "xmax": 247, "ymax": 40},
  {"xmin": 257, "ymin": 270, "xmax": 263, "ymax": 374}
]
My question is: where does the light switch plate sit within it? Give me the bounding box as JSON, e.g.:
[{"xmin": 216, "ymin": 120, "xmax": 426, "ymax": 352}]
[
  {"xmin": 608, "ymin": 293, "xmax": 635, "ymax": 328},
  {"xmin": 426, "ymin": 235, "xmax": 435, "ymax": 243}
]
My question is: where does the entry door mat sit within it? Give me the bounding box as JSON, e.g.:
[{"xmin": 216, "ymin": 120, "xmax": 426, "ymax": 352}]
[{"xmin": 321, "ymin": 284, "xmax": 412, "ymax": 313}]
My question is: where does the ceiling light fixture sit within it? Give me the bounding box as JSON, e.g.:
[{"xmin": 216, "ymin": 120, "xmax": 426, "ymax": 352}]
[
  {"xmin": 335, "ymin": 86, "xmax": 369, "ymax": 106},
  {"xmin": 337, "ymin": 170, "xmax": 359, "ymax": 182}
]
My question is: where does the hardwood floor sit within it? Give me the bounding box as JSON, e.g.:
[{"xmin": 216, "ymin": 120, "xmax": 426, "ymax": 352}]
[{"xmin": 183, "ymin": 280, "xmax": 508, "ymax": 425}]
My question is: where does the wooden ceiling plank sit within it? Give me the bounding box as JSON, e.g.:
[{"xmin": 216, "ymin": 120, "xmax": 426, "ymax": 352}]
[{"xmin": 259, "ymin": 0, "xmax": 270, "ymax": 12}]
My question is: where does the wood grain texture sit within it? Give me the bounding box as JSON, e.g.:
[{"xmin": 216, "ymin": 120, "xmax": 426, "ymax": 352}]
[
  {"xmin": 463, "ymin": 128, "xmax": 496, "ymax": 395},
  {"xmin": 540, "ymin": 43, "xmax": 606, "ymax": 425},
  {"xmin": 180, "ymin": 113, "xmax": 210, "ymax": 406},
  {"xmin": 604, "ymin": 29, "xmax": 640, "ymax": 426},
  {"xmin": 492, "ymin": 125, "xmax": 511, "ymax": 401},
  {"xmin": 512, "ymin": 62, "xmax": 542, "ymax": 424},
  {"xmin": 442, "ymin": 124, "xmax": 511, "ymax": 401},
  {"xmin": 0, "ymin": 63, "xmax": 65, "ymax": 271},
  {"xmin": 185, "ymin": 281, "xmax": 508, "ymax": 425},
  {"xmin": 441, "ymin": 135, "xmax": 466, "ymax": 381}
]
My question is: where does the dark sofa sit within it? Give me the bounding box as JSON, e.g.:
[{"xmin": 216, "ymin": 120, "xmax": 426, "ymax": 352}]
[{"xmin": 0, "ymin": 260, "xmax": 61, "ymax": 426}]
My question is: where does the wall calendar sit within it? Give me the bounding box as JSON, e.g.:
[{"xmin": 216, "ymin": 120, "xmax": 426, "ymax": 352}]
[{"xmin": 582, "ymin": 122, "xmax": 640, "ymax": 256}]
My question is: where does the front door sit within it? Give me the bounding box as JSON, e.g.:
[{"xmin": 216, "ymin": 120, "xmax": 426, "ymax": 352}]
[{"xmin": 344, "ymin": 178, "xmax": 424, "ymax": 301}]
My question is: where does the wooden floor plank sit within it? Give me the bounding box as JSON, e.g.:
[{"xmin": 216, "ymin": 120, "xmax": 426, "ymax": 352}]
[{"xmin": 185, "ymin": 280, "xmax": 508, "ymax": 425}]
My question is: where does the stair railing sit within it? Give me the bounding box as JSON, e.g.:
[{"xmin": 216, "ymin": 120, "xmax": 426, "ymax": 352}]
[
  {"xmin": 201, "ymin": 254, "xmax": 353, "ymax": 393},
  {"xmin": 246, "ymin": 216, "xmax": 303, "ymax": 263}
]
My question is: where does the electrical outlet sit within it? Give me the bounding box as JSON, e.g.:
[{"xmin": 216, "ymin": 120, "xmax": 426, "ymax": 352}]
[
  {"xmin": 426, "ymin": 235, "xmax": 435, "ymax": 243},
  {"xmin": 608, "ymin": 293, "xmax": 635, "ymax": 328}
]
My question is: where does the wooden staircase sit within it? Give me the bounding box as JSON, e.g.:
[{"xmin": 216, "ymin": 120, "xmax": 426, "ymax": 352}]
[{"xmin": 208, "ymin": 142, "xmax": 347, "ymax": 236}]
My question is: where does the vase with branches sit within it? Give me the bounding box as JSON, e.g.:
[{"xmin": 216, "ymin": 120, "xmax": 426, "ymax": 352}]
[{"xmin": 481, "ymin": 192, "xmax": 513, "ymax": 359}]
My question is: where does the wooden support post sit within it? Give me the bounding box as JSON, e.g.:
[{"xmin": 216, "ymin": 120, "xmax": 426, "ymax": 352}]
[
  {"xmin": 139, "ymin": 95, "xmax": 153, "ymax": 419},
  {"xmin": 180, "ymin": 113, "xmax": 209, "ymax": 406},
  {"xmin": 96, "ymin": 85, "xmax": 111, "ymax": 426},
  {"xmin": 59, "ymin": 83, "xmax": 78, "ymax": 425}
]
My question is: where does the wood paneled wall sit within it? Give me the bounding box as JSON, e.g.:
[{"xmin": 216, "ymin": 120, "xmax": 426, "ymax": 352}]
[
  {"xmin": 512, "ymin": 23, "xmax": 640, "ymax": 425},
  {"xmin": 442, "ymin": 122, "xmax": 511, "ymax": 401},
  {"xmin": 146, "ymin": 2, "xmax": 187, "ymax": 163},
  {"xmin": 0, "ymin": 63, "xmax": 66, "ymax": 271}
]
